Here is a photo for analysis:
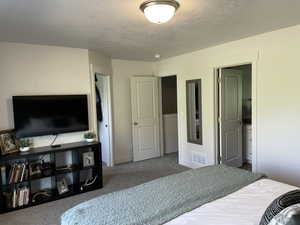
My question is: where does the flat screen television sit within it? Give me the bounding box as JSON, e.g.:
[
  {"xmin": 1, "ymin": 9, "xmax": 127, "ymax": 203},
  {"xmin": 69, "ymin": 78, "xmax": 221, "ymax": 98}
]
[{"xmin": 13, "ymin": 95, "xmax": 89, "ymax": 138}]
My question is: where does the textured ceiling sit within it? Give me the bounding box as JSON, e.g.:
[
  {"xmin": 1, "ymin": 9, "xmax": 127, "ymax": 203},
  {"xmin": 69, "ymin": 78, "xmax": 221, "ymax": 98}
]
[{"xmin": 1, "ymin": 0, "xmax": 300, "ymax": 61}]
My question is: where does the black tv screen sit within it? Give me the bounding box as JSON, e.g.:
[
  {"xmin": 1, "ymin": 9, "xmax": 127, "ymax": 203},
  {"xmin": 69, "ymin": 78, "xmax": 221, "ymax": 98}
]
[{"xmin": 13, "ymin": 95, "xmax": 89, "ymax": 138}]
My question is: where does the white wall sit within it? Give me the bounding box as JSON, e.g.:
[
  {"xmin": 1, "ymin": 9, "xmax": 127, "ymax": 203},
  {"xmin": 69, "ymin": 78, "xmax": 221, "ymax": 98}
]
[
  {"xmin": 88, "ymin": 50, "xmax": 112, "ymax": 76},
  {"xmin": 0, "ymin": 42, "xmax": 93, "ymax": 147},
  {"xmin": 157, "ymin": 24, "xmax": 300, "ymax": 186},
  {"xmin": 111, "ymin": 59, "xmax": 155, "ymax": 164}
]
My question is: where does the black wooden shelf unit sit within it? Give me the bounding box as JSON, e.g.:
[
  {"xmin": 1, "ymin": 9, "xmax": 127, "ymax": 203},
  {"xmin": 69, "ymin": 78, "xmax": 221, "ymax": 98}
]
[{"xmin": 0, "ymin": 141, "xmax": 103, "ymax": 214}]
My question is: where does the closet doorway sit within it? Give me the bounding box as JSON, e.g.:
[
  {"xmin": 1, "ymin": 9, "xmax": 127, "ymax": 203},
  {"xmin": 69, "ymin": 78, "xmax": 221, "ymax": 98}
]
[
  {"xmin": 159, "ymin": 75, "xmax": 179, "ymax": 158},
  {"xmin": 95, "ymin": 73, "xmax": 113, "ymax": 167},
  {"xmin": 215, "ymin": 64, "xmax": 253, "ymax": 171}
]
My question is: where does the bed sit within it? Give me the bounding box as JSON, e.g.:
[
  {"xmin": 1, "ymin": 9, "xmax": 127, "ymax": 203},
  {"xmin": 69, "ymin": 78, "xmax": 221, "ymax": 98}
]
[
  {"xmin": 166, "ymin": 179, "xmax": 297, "ymax": 225},
  {"xmin": 61, "ymin": 165, "xmax": 298, "ymax": 225}
]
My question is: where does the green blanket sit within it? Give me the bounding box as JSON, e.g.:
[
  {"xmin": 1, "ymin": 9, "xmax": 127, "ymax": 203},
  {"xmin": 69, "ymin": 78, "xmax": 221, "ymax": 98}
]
[{"xmin": 61, "ymin": 165, "xmax": 263, "ymax": 225}]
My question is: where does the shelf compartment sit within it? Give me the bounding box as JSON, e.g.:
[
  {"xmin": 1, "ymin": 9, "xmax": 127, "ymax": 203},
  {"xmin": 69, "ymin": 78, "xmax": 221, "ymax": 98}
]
[
  {"xmin": 2, "ymin": 161, "xmax": 29, "ymax": 186},
  {"xmin": 31, "ymin": 188, "xmax": 54, "ymax": 205},
  {"xmin": 28, "ymin": 153, "xmax": 55, "ymax": 181},
  {"xmin": 1, "ymin": 183, "xmax": 31, "ymax": 210},
  {"xmin": 56, "ymin": 171, "xmax": 77, "ymax": 196},
  {"xmin": 79, "ymin": 167, "xmax": 101, "ymax": 193}
]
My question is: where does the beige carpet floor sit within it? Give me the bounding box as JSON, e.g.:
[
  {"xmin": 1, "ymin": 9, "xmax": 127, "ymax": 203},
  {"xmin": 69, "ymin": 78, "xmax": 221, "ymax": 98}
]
[{"xmin": 0, "ymin": 153, "xmax": 187, "ymax": 225}]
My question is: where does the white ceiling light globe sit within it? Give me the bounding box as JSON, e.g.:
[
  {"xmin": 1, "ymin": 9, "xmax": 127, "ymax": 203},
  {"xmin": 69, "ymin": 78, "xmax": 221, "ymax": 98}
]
[
  {"xmin": 144, "ymin": 4, "xmax": 176, "ymax": 24},
  {"xmin": 140, "ymin": 0, "xmax": 180, "ymax": 24}
]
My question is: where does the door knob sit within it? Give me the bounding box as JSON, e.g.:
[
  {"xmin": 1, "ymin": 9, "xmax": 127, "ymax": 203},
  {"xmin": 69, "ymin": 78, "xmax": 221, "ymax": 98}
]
[{"xmin": 134, "ymin": 122, "xmax": 138, "ymax": 126}]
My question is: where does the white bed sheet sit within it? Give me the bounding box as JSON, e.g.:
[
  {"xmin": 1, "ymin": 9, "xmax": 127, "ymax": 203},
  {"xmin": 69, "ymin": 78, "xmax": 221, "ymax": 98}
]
[{"xmin": 165, "ymin": 179, "xmax": 298, "ymax": 225}]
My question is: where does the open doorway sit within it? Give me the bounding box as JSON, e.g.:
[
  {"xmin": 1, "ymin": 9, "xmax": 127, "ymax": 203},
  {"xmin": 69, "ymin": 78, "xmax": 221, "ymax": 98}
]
[
  {"xmin": 95, "ymin": 73, "xmax": 113, "ymax": 167},
  {"xmin": 215, "ymin": 64, "xmax": 252, "ymax": 171},
  {"xmin": 160, "ymin": 75, "xmax": 179, "ymax": 159}
]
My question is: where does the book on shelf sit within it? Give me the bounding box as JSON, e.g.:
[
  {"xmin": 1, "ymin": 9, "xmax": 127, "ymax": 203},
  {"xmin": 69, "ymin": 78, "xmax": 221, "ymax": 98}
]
[
  {"xmin": 7, "ymin": 162, "xmax": 28, "ymax": 184},
  {"xmin": 14, "ymin": 164, "xmax": 21, "ymax": 183},
  {"xmin": 12, "ymin": 189, "xmax": 16, "ymax": 208},
  {"xmin": 4, "ymin": 186, "xmax": 30, "ymax": 209},
  {"xmin": 1, "ymin": 166, "xmax": 6, "ymax": 185}
]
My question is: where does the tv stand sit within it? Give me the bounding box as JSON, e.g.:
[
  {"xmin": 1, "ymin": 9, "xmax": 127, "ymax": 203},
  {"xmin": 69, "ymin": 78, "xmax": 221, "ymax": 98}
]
[{"xmin": 0, "ymin": 141, "xmax": 102, "ymax": 214}]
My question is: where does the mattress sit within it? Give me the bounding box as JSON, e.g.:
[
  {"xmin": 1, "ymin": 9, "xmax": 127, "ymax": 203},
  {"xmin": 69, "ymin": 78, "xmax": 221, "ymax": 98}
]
[{"xmin": 165, "ymin": 179, "xmax": 297, "ymax": 225}]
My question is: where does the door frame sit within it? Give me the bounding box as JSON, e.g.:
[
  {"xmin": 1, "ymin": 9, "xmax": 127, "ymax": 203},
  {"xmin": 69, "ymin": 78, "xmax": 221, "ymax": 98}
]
[
  {"xmin": 158, "ymin": 75, "xmax": 178, "ymax": 157},
  {"xmin": 158, "ymin": 77, "xmax": 164, "ymax": 157},
  {"xmin": 213, "ymin": 61, "xmax": 257, "ymax": 172},
  {"xmin": 89, "ymin": 64, "xmax": 114, "ymax": 167}
]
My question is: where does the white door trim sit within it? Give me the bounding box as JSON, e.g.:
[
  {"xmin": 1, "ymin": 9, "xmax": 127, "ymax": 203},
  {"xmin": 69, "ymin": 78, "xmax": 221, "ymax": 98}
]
[
  {"xmin": 158, "ymin": 77, "xmax": 164, "ymax": 157},
  {"xmin": 213, "ymin": 58, "xmax": 258, "ymax": 172},
  {"xmin": 89, "ymin": 64, "xmax": 114, "ymax": 167},
  {"xmin": 158, "ymin": 75, "xmax": 179, "ymax": 158},
  {"xmin": 106, "ymin": 75, "xmax": 114, "ymax": 167}
]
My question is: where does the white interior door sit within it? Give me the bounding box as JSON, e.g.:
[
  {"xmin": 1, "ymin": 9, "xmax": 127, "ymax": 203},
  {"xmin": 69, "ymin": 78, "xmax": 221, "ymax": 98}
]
[
  {"xmin": 131, "ymin": 76, "xmax": 160, "ymax": 161},
  {"xmin": 96, "ymin": 74, "xmax": 112, "ymax": 166},
  {"xmin": 219, "ymin": 69, "xmax": 243, "ymax": 167}
]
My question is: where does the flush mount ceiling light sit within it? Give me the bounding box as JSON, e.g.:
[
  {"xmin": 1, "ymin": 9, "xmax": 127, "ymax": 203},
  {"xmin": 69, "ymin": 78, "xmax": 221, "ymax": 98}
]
[{"xmin": 140, "ymin": 0, "xmax": 180, "ymax": 24}]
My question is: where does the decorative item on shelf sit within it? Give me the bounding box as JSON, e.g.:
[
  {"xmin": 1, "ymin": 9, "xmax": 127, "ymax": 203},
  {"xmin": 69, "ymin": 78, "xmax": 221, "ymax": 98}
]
[
  {"xmin": 82, "ymin": 152, "xmax": 95, "ymax": 168},
  {"xmin": 80, "ymin": 175, "xmax": 98, "ymax": 191},
  {"xmin": 40, "ymin": 161, "xmax": 53, "ymax": 177},
  {"xmin": 31, "ymin": 189, "xmax": 53, "ymax": 203},
  {"xmin": 0, "ymin": 130, "xmax": 18, "ymax": 156},
  {"xmin": 83, "ymin": 132, "xmax": 96, "ymax": 143},
  {"xmin": 29, "ymin": 160, "xmax": 42, "ymax": 179},
  {"xmin": 57, "ymin": 178, "xmax": 69, "ymax": 195},
  {"xmin": 18, "ymin": 138, "xmax": 31, "ymax": 152},
  {"xmin": 37, "ymin": 155, "xmax": 54, "ymax": 176}
]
